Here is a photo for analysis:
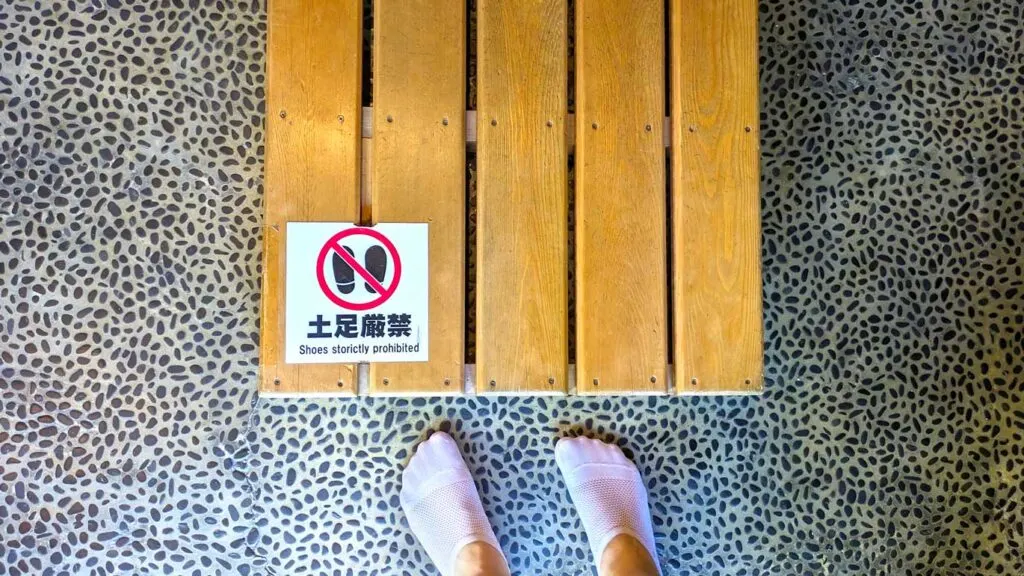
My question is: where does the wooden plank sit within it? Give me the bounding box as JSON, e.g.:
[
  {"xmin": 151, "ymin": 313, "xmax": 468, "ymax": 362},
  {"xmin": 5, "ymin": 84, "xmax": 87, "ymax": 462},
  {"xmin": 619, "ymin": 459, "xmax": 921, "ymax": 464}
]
[
  {"xmin": 575, "ymin": 0, "xmax": 668, "ymax": 395},
  {"xmin": 671, "ymin": 0, "xmax": 763, "ymax": 394},
  {"xmin": 259, "ymin": 0, "xmax": 362, "ymax": 395},
  {"xmin": 369, "ymin": 0, "xmax": 466, "ymax": 394},
  {"xmin": 476, "ymin": 0, "xmax": 568, "ymax": 394}
]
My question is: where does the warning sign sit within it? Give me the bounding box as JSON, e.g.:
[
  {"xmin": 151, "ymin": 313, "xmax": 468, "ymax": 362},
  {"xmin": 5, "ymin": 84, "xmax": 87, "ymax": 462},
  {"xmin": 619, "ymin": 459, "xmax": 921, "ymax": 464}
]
[{"xmin": 285, "ymin": 222, "xmax": 428, "ymax": 364}]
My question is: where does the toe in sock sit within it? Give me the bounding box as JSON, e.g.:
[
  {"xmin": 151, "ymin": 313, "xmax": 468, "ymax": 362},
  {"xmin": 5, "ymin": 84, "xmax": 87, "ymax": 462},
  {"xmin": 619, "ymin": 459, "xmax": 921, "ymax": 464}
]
[
  {"xmin": 400, "ymin": 432, "xmax": 506, "ymax": 576},
  {"xmin": 555, "ymin": 437, "xmax": 660, "ymax": 573}
]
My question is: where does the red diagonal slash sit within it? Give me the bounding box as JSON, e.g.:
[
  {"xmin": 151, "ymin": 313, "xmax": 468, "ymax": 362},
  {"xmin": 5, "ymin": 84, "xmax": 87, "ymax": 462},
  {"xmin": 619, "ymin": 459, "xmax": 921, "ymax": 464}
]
[
  {"xmin": 315, "ymin": 226, "xmax": 402, "ymax": 311},
  {"xmin": 331, "ymin": 240, "xmax": 388, "ymax": 296}
]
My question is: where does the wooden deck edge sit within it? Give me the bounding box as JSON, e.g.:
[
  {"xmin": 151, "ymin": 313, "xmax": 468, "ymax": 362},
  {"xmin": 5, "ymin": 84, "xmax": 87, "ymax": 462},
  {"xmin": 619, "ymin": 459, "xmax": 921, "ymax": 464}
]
[{"xmin": 258, "ymin": 364, "xmax": 764, "ymax": 397}]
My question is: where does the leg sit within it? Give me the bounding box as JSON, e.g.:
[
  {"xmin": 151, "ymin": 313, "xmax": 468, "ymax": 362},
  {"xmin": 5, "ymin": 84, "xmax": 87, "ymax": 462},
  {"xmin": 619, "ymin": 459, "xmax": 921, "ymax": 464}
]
[
  {"xmin": 555, "ymin": 437, "xmax": 661, "ymax": 576},
  {"xmin": 401, "ymin": 432, "xmax": 510, "ymax": 576}
]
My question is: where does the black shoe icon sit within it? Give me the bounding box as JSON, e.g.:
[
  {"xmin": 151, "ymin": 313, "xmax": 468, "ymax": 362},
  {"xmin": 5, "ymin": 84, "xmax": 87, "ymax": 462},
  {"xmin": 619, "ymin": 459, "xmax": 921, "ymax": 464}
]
[
  {"xmin": 332, "ymin": 244, "xmax": 388, "ymax": 295},
  {"xmin": 364, "ymin": 246, "xmax": 388, "ymax": 294},
  {"xmin": 332, "ymin": 246, "xmax": 357, "ymax": 294}
]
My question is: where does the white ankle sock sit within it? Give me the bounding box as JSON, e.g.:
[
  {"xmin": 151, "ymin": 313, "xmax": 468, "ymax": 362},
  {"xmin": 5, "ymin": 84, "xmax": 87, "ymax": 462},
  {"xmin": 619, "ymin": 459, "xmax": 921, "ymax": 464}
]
[
  {"xmin": 555, "ymin": 437, "xmax": 660, "ymax": 573},
  {"xmin": 400, "ymin": 432, "xmax": 506, "ymax": 576}
]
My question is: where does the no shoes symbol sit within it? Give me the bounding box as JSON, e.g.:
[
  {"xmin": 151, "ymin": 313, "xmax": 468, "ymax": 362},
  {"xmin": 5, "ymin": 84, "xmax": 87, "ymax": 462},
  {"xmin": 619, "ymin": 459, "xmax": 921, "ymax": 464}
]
[{"xmin": 315, "ymin": 228, "xmax": 402, "ymax": 311}]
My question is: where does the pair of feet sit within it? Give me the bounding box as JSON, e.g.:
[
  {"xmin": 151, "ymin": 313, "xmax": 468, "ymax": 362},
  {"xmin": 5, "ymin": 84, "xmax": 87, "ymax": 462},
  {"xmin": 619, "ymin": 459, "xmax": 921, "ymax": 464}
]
[{"xmin": 400, "ymin": 433, "xmax": 660, "ymax": 576}]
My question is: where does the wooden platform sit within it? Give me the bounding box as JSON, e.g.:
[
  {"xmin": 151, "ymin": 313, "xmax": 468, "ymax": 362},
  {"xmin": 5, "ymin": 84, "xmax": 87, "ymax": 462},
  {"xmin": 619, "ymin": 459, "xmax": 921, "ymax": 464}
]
[{"xmin": 260, "ymin": 0, "xmax": 762, "ymax": 396}]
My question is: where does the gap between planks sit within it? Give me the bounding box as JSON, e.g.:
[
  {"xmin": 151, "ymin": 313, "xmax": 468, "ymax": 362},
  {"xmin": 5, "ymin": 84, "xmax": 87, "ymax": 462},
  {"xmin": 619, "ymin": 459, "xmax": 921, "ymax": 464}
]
[
  {"xmin": 359, "ymin": 107, "xmax": 672, "ymax": 147},
  {"xmin": 258, "ymin": 363, "xmax": 762, "ymax": 398}
]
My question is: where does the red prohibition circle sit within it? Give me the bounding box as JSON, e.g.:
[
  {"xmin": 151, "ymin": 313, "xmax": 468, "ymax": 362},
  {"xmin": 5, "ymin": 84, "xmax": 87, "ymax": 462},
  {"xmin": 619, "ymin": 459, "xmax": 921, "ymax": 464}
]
[{"xmin": 315, "ymin": 227, "xmax": 402, "ymax": 311}]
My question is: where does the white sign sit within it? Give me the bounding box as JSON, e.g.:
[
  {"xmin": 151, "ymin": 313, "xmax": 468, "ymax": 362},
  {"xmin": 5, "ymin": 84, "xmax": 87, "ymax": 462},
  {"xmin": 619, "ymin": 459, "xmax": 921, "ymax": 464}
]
[{"xmin": 285, "ymin": 222, "xmax": 429, "ymax": 364}]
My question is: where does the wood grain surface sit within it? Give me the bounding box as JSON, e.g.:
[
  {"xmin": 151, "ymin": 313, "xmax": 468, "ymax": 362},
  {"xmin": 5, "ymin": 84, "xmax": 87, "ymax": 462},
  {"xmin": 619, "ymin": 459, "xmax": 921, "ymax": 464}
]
[
  {"xmin": 259, "ymin": 0, "xmax": 362, "ymax": 395},
  {"xmin": 575, "ymin": 0, "xmax": 668, "ymax": 394},
  {"xmin": 476, "ymin": 0, "xmax": 568, "ymax": 394},
  {"xmin": 671, "ymin": 0, "xmax": 763, "ymax": 394},
  {"xmin": 369, "ymin": 0, "xmax": 466, "ymax": 394}
]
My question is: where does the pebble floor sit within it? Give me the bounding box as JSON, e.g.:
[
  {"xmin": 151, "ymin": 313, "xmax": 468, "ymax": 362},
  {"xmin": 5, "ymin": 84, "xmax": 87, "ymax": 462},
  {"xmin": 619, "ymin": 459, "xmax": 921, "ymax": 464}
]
[{"xmin": 1, "ymin": 0, "xmax": 1022, "ymax": 575}]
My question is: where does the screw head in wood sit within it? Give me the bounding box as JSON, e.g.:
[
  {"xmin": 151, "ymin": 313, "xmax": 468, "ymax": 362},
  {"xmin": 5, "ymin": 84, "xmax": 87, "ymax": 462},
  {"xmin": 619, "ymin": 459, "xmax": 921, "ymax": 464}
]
[
  {"xmin": 745, "ymin": 125, "xmax": 752, "ymax": 133},
  {"xmin": 337, "ymin": 380, "xmax": 345, "ymax": 388},
  {"xmin": 382, "ymin": 378, "xmax": 390, "ymax": 386},
  {"xmin": 592, "ymin": 122, "xmax": 599, "ymax": 130},
  {"xmin": 650, "ymin": 375, "xmax": 657, "ymax": 383},
  {"xmin": 386, "ymin": 115, "xmax": 394, "ymax": 123},
  {"xmin": 489, "ymin": 380, "xmax": 496, "ymax": 387},
  {"xmin": 592, "ymin": 378, "xmax": 599, "ymax": 386},
  {"xmin": 442, "ymin": 117, "xmax": 449, "ymax": 126},
  {"xmin": 546, "ymin": 120, "xmax": 553, "ymax": 127},
  {"xmin": 278, "ymin": 110, "xmax": 286, "ymax": 119},
  {"xmin": 688, "ymin": 125, "xmax": 697, "ymax": 132},
  {"xmin": 273, "ymin": 378, "xmax": 281, "ymax": 386},
  {"xmin": 491, "ymin": 118, "xmax": 497, "ymax": 126},
  {"xmin": 547, "ymin": 377, "xmax": 555, "ymax": 385},
  {"xmin": 645, "ymin": 124, "xmax": 652, "ymax": 132},
  {"xmin": 691, "ymin": 377, "xmax": 698, "ymax": 386},
  {"xmin": 444, "ymin": 378, "xmax": 451, "ymax": 386},
  {"xmin": 338, "ymin": 115, "xmax": 345, "ymax": 123}
]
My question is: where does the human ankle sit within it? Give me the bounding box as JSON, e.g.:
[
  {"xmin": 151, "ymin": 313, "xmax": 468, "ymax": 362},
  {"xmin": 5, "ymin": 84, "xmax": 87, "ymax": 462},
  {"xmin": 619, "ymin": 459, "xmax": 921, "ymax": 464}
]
[
  {"xmin": 454, "ymin": 542, "xmax": 511, "ymax": 576},
  {"xmin": 599, "ymin": 534, "xmax": 659, "ymax": 576}
]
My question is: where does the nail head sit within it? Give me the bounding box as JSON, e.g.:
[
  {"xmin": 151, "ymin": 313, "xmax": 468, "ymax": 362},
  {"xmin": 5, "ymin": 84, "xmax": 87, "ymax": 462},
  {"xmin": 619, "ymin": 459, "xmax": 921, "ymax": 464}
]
[
  {"xmin": 691, "ymin": 377, "xmax": 698, "ymax": 386},
  {"xmin": 386, "ymin": 115, "xmax": 394, "ymax": 123},
  {"xmin": 592, "ymin": 378, "xmax": 599, "ymax": 386},
  {"xmin": 491, "ymin": 118, "xmax": 498, "ymax": 126},
  {"xmin": 592, "ymin": 122, "xmax": 599, "ymax": 130},
  {"xmin": 650, "ymin": 375, "xmax": 657, "ymax": 383},
  {"xmin": 546, "ymin": 120, "xmax": 553, "ymax": 127},
  {"xmin": 336, "ymin": 380, "xmax": 345, "ymax": 388},
  {"xmin": 645, "ymin": 124, "xmax": 652, "ymax": 132},
  {"xmin": 744, "ymin": 126, "xmax": 752, "ymax": 133}
]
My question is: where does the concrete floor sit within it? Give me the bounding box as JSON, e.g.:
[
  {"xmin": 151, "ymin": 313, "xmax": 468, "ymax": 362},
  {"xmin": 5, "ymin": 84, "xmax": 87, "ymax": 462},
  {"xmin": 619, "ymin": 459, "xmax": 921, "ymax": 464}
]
[{"xmin": 0, "ymin": 0, "xmax": 1022, "ymax": 575}]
